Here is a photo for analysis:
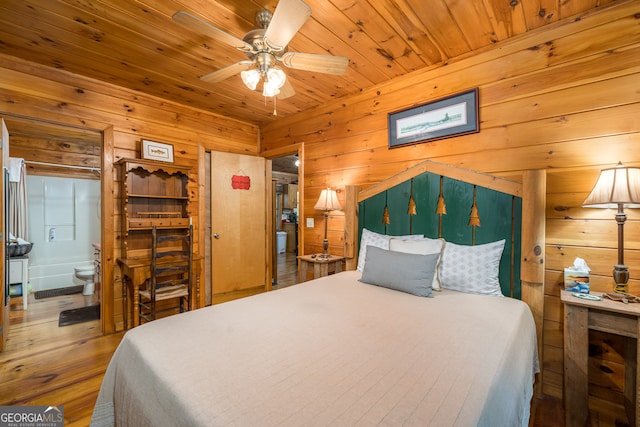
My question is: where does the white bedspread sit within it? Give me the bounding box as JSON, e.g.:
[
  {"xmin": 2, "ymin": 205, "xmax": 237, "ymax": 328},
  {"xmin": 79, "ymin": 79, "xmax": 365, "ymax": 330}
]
[{"xmin": 92, "ymin": 271, "xmax": 539, "ymax": 427}]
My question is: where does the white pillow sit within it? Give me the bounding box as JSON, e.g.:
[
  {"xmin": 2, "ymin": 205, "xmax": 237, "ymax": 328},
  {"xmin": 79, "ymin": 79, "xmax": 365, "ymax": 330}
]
[
  {"xmin": 438, "ymin": 239, "xmax": 506, "ymax": 296},
  {"xmin": 389, "ymin": 237, "xmax": 444, "ymax": 290},
  {"xmin": 356, "ymin": 228, "xmax": 424, "ymax": 272}
]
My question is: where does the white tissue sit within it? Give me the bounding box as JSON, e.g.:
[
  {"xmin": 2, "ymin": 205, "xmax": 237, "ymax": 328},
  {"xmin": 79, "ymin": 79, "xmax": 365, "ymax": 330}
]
[{"xmin": 571, "ymin": 257, "xmax": 591, "ymax": 272}]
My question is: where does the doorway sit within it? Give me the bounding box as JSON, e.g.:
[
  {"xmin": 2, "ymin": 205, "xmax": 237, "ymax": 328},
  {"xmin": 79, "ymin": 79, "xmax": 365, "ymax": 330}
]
[
  {"xmin": 200, "ymin": 149, "xmax": 301, "ymax": 306},
  {"xmin": 271, "ymin": 154, "xmax": 299, "ymax": 289},
  {"xmin": 1, "ymin": 116, "xmax": 103, "ymax": 349}
]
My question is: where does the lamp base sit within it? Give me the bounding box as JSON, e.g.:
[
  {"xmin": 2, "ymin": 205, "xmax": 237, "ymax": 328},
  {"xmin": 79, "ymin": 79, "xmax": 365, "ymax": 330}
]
[
  {"xmin": 613, "ymin": 264, "xmax": 630, "ymax": 294},
  {"xmin": 318, "ymin": 236, "xmax": 330, "ymax": 261}
]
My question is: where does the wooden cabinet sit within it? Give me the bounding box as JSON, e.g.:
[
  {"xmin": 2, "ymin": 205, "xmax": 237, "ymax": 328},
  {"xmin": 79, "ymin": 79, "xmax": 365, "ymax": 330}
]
[
  {"xmin": 118, "ymin": 158, "xmax": 191, "ymax": 259},
  {"xmin": 283, "ymin": 222, "xmax": 296, "ymax": 252},
  {"xmin": 286, "ymin": 184, "xmax": 298, "ymax": 209}
]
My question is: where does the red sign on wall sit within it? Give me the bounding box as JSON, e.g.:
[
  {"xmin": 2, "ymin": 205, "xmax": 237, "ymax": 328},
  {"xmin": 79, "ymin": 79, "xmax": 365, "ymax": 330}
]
[{"xmin": 231, "ymin": 174, "xmax": 251, "ymax": 190}]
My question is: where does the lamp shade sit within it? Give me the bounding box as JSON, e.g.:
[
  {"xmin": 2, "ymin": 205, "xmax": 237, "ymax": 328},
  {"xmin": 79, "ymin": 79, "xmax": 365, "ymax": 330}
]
[
  {"xmin": 267, "ymin": 67, "xmax": 286, "ymax": 88},
  {"xmin": 262, "ymin": 81, "xmax": 281, "ymax": 97},
  {"xmin": 240, "ymin": 69, "xmax": 260, "ymax": 91},
  {"xmin": 314, "ymin": 188, "xmax": 341, "ymax": 211},
  {"xmin": 582, "ymin": 163, "xmax": 640, "ymax": 208}
]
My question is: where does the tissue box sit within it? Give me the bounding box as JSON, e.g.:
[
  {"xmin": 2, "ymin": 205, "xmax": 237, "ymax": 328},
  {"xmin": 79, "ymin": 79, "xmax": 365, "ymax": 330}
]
[{"xmin": 564, "ymin": 268, "xmax": 590, "ymax": 293}]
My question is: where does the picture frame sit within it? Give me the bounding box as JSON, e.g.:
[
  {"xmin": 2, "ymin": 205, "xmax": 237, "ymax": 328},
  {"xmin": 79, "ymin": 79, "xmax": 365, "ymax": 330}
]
[
  {"xmin": 388, "ymin": 88, "xmax": 479, "ymax": 149},
  {"xmin": 142, "ymin": 139, "xmax": 174, "ymax": 163}
]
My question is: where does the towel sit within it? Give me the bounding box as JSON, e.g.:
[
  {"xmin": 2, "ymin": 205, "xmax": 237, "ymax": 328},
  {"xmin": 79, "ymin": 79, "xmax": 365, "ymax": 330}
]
[{"xmin": 8, "ymin": 157, "xmax": 23, "ymax": 182}]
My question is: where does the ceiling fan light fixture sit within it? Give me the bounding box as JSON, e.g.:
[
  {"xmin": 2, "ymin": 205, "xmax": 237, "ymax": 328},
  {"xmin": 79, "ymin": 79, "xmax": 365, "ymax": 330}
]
[
  {"xmin": 262, "ymin": 80, "xmax": 281, "ymax": 97},
  {"xmin": 262, "ymin": 67, "xmax": 286, "ymax": 97},
  {"xmin": 174, "ymin": 0, "xmax": 350, "ymax": 104},
  {"xmin": 267, "ymin": 67, "xmax": 286, "ymax": 89},
  {"xmin": 240, "ymin": 69, "xmax": 260, "ymax": 90}
]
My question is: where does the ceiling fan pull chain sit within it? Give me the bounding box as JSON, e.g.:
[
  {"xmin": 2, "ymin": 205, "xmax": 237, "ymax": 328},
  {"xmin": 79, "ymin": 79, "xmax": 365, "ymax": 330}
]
[{"xmin": 273, "ymin": 96, "xmax": 277, "ymax": 116}]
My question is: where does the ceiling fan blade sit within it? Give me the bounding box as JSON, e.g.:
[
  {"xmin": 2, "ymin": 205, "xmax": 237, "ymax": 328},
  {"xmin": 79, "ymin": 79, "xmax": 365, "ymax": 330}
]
[
  {"xmin": 200, "ymin": 61, "xmax": 254, "ymax": 83},
  {"xmin": 281, "ymin": 52, "xmax": 349, "ymax": 75},
  {"xmin": 264, "ymin": 0, "xmax": 311, "ymax": 51},
  {"xmin": 173, "ymin": 11, "xmax": 254, "ymax": 53},
  {"xmin": 277, "ymin": 79, "xmax": 296, "ymax": 99}
]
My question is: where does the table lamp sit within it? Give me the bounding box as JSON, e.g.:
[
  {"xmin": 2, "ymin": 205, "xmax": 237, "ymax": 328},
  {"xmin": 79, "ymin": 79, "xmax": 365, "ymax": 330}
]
[
  {"xmin": 314, "ymin": 187, "xmax": 341, "ymax": 259},
  {"xmin": 582, "ymin": 162, "xmax": 640, "ymax": 294}
]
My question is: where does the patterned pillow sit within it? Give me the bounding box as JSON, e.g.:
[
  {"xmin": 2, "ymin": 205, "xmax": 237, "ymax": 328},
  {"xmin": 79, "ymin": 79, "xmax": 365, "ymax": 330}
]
[
  {"xmin": 356, "ymin": 228, "xmax": 424, "ymax": 272},
  {"xmin": 438, "ymin": 239, "xmax": 506, "ymax": 296},
  {"xmin": 389, "ymin": 237, "xmax": 445, "ymax": 290}
]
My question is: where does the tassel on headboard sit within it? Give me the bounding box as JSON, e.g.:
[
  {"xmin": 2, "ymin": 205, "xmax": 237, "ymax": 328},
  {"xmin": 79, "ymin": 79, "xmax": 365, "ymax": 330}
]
[
  {"xmin": 407, "ymin": 179, "xmax": 417, "ymax": 216},
  {"xmin": 382, "ymin": 191, "xmax": 391, "ymax": 225},
  {"xmin": 382, "ymin": 205, "xmax": 390, "ymax": 224},
  {"xmin": 468, "ymin": 186, "xmax": 481, "ymax": 244},
  {"xmin": 408, "ymin": 179, "xmax": 417, "ymax": 233},
  {"xmin": 436, "ymin": 176, "xmax": 446, "ymax": 238}
]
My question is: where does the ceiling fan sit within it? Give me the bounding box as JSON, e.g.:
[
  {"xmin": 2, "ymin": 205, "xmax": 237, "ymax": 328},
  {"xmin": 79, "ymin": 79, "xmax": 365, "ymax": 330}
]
[{"xmin": 173, "ymin": 0, "xmax": 349, "ymax": 100}]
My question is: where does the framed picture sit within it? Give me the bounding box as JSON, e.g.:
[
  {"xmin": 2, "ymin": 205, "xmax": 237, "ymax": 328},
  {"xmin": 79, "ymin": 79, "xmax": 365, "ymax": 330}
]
[
  {"xmin": 142, "ymin": 139, "xmax": 174, "ymax": 163},
  {"xmin": 388, "ymin": 88, "xmax": 479, "ymax": 149}
]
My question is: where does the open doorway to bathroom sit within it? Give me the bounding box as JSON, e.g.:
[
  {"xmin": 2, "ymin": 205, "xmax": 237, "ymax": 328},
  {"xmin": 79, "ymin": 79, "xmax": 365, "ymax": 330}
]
[
  {"xmin": 271, "ymin": 154, "xmax": 299, "ymax": 289},
  {"xmin": 3, "ymin": 116, "xmax": 102, "ymax": 341}
]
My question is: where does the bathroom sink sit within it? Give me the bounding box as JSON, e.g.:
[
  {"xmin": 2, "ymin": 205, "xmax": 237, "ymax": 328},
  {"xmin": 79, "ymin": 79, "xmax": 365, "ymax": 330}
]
[{"xmin": 8, "ymin": 242, "xmax": 33, "ymax": 257}]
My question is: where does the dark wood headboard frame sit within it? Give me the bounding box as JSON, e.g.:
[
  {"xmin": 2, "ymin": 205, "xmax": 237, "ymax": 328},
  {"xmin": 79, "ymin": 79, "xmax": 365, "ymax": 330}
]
[{"xmin": 343, "ymin": 159, "xmax": 546, "ymax": 394}]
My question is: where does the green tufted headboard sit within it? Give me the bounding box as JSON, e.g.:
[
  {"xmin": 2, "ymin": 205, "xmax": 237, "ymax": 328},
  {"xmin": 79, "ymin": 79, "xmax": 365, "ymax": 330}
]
[{"xmin": 356, "ymin": 171, "xmax": 522, "ymax": 299}]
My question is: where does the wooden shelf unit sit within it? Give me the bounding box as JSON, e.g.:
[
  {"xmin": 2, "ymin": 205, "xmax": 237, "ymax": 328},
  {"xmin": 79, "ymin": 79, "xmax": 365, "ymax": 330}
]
[{"xmin": 118, "ymin": 158, "xmax": 191, "ymax": 259}]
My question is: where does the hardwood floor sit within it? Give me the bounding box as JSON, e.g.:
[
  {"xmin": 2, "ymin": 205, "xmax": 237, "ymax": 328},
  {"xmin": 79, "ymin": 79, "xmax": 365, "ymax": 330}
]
[
  {"xmin": 273, "ymin": 251, "xmax": 298, "ymax": 289},
  {"xmin": 0, "ymin": 260, "xmax": 620, "ymax": 427},
  {"xmin": 0, "ymin": 290, "xmax": 122, "ymax": 426}
]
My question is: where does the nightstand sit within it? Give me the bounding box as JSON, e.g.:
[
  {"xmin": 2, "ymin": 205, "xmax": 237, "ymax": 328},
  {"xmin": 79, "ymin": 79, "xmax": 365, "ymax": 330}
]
[
  {"xmin": 561, "ymin": 290, "xmax": 639, "ymax": 427},
  {"xmin": 298, "ymin": 254, "xmax": 344, "ymax": 282}
]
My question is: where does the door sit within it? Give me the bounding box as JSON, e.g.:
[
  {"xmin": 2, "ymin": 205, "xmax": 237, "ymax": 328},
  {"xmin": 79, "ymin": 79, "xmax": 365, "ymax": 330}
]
[
  {"xmin": 0, "ymin": 119, "xmax": 9, "ymax": 350},
  {"xmin": 210, "ymin": 152, "xmax": 268, "ymax": 302}
]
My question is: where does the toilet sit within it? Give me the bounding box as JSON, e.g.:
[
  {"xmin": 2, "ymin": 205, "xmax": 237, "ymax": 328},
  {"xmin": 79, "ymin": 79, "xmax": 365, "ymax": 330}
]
[{"xmin": 74, "ymin": 266, "xmax": 95, "ymax": 296}]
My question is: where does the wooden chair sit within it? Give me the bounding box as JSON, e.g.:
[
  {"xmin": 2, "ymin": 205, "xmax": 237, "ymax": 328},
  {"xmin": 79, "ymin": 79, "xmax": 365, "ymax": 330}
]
[{"xmin": 139, "ymin": 225, "xmax": 192, "ymax": 324}]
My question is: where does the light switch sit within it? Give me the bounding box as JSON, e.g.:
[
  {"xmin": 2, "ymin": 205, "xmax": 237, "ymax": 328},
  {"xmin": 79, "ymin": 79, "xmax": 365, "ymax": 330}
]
[{"xmin": 306, "ymin": 218, "xmax": 314, "ymax": 228}]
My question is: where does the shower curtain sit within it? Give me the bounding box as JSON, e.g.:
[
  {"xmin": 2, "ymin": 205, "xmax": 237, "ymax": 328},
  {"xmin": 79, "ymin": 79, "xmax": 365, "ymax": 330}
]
[{"xmin": 8, "ymin": 157, "xmax": 28, "ymax": 241}]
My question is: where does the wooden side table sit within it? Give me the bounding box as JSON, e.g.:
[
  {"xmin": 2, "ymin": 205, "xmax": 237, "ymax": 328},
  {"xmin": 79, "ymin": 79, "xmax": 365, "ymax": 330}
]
[
  {"xmin": 561, "ymin": 290, "xmax": 640, "ymax": 427},
  {"xmin": 298, "ymin": 254, "xmax": 345, "ymax": 282}
]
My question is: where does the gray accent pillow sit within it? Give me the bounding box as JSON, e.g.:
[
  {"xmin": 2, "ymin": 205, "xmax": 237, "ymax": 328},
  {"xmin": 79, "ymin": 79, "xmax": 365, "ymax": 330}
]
[{"xmin": 360, "ymin": 246, "xmax": 439, "ymax": 297}]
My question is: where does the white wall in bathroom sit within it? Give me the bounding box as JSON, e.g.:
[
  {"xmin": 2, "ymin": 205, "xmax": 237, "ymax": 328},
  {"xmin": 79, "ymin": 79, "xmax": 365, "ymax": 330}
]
[{"xmin": 26, "ymin": 175, "xmax": 100, "ymax": 291}]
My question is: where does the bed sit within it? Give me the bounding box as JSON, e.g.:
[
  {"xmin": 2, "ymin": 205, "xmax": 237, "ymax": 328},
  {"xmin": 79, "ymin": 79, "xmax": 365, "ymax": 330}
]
[{"xmin": 92, "ymin": 160, "xmax": 544, "ymax": 427}]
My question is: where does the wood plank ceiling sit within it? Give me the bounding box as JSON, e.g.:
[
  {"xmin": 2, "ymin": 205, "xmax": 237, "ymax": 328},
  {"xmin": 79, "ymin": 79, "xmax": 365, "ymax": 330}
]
[{"xmin": 0, "ymin": 0, "xmax": 622, "ymax": 127}]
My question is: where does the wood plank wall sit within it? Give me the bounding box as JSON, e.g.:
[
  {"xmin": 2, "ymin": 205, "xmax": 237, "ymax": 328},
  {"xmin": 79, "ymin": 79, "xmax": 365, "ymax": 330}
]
[
  {"xmin": 0, "ymin": 53, "xmax": 260, "ymax": 332},
  {"xmin": 260, "ymin": 0, "xmax": 640, "ymax": 405}
]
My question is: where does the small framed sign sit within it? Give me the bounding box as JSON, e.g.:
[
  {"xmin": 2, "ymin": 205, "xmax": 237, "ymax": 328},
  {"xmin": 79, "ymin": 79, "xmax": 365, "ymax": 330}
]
[
  {"xmin": 142, "ymin": 139, "xmax": 174, "ymax": 163},
  {"xmin": 231, "ymin": 174, "xmax": 251, "ymax": 190},
  {"xmin": 388, "ymin": 88, "xmax": 479, "ymax": 149}
]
